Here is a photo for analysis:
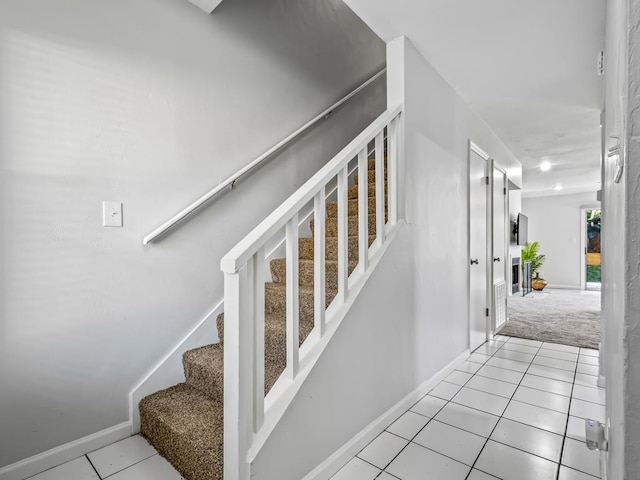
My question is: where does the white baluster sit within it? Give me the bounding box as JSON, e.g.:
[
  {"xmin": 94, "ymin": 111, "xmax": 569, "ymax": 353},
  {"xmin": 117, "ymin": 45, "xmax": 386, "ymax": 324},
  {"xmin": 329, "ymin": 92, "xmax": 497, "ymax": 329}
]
[
  {"xmin": 223, "ymin": 267, "xmax": 253, "ymax": 480},
  {"xmin": 285, "ymin": 214, "xmax": 299, "ymax": 379},
  {"xmin": 313, "ymin": 188, "xmax": 326, "ymax": 338},
  {"xmin": 388, "ymin": 117, "xmax": 399, "ymax": 225},
  {"xmin": 357, "ymin": 148, "xmax": 369, "ymax": 272},
  {"xmin": 374, "ymin": 131, "xmax": 385, "ymax": 245},
  {"xmin": 337, "ymin": 166, "xmax": 349, "ymax": 302},
  {"xmin": 252, "ymin": 249, "xmax": 265, "ymax": 432}
]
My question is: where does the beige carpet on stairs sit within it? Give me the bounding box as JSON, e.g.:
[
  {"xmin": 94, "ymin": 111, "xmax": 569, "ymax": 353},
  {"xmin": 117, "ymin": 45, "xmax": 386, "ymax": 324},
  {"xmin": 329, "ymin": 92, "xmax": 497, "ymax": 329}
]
[{"xmin": 139, "ymin": 156, "xmax": 387, "ymax": 480}]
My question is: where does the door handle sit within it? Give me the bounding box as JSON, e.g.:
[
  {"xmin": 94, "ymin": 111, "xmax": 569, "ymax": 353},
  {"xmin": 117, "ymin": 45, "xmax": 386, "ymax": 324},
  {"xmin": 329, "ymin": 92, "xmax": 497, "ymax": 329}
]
[
  {"xmin": 493, "ymin": 257, "xmax": 501, "ymax": 262},
  {"xmin": 470, "ymin": 259, "xmax": 479, "ymax": 265}
]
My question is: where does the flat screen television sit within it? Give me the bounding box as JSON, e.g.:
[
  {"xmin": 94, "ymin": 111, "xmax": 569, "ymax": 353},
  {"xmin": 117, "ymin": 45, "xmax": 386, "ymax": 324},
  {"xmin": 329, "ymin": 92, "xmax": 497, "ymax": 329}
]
[{"xmin": 517, "ymin": 213, "xmax": 528, "ymax": 246}]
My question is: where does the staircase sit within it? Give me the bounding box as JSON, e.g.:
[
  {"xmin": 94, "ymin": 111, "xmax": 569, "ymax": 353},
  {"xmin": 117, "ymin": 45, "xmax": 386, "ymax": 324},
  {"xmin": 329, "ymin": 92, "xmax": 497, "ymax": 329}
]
[{"xmin": 139, "ymin": 156, "xmax": 388, "ymax": 480}]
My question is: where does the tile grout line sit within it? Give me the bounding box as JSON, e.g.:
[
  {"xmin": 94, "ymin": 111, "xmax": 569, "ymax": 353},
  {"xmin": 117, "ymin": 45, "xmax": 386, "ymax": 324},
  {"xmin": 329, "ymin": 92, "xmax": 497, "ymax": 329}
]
[
  {"xmin": 467, "ymin": 340, "xmax": 548, "ymax": 480},
  {"xmin": 555, "ymin": 355, "xmax": 580, "ymax": 480},
  {"xmin": 371, "ymin": 353, "xmax": 485, "ymax": 478},
  {"xmin": 84, "ymin": 455, "xmax": 103, "ymax": 480}
]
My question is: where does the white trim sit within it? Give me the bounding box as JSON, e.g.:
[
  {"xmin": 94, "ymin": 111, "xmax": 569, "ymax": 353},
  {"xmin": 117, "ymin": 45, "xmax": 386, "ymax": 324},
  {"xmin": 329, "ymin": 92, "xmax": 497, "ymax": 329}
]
[
  {"xmin": 546, "ymin": 284, "xmax": 582, "ymax": 290},
  {"xmin": 301, "ymin": 349, "xmax": 471, "ymax": 480},
  {"xmin": 129, "ymin": 300, "xmax": 224, "ymax": 432},
  {"xmin": 470, "ymin": 141, "xmax": 491, "ymax": 161},
  {"xmin": 0, "ymin": 422, "xmax": 131, "ymax": 480}
]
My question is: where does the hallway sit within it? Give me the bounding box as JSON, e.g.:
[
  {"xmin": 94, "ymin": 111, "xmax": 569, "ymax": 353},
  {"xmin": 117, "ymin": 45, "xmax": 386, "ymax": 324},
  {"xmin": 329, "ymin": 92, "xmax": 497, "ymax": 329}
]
[{"xmin": 332, "ymin": 336, "xmax": 603, "ymax": 480}]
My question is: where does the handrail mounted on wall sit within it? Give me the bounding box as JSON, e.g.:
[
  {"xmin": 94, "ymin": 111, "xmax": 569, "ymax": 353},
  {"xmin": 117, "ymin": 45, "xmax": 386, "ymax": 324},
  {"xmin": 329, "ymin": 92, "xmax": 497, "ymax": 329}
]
[{"xmin": 142, "ymin": 68, "xmax": 387, "ymax": 245}]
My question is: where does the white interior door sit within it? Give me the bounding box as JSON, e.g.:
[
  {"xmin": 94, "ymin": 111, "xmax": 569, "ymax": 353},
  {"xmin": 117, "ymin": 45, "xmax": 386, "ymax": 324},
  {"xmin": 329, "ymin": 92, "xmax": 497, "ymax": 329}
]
[
  {"xmin": 469, "ymin": 144, "xmax": 489, "ymax": 351},
  {"xmin": 492, "ymin": 163, "xmax": 508, "ymax": 333}
]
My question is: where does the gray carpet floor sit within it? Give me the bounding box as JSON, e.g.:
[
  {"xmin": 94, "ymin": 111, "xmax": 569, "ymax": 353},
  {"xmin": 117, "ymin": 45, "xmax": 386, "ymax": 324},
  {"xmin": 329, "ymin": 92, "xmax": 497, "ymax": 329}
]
[{"xmin": 501, "ymin": 288, "xmax": 601, "ymax": 349}]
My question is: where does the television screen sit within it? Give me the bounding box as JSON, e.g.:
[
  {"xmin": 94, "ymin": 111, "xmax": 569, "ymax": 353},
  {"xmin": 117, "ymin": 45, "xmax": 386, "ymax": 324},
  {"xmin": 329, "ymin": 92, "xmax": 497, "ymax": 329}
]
[{"xmin": 517, "ymin": 213, "xmax": 528, "ymax": 246}]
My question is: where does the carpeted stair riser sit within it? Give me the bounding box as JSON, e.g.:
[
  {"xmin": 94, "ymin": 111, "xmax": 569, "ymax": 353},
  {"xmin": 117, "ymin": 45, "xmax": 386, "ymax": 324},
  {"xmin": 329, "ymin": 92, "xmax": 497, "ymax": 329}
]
[
  {"xmin": 298, "ymin": 235, "xmax": 375, "ymax": 262},
  {"xmin": 347, "ymin": 183, "xmax": 387, "ymax": 200},
  {"xmin": 326, "ymin": 197, "xmax": 385, "ymax": 217},
  {"xmin": 183, "ymin": 343, "xmax": 224, "ymax": 401},
  {"xmin": 186, "ymin": 314, "xmax": 314, "ymax": 399},
  {"xmin": 269, "ymin": 257, "xmax": 358, "ymax": 290},
  {"xmin": 354, "ymin": 169, "xmax": 386, "ymax": 185},
  {"xmin": 140, "ymin": 383, "xmax": 223, "ymax": 480},
  {"xmin": 310, "ymin": 213, "xmax": 378, "ymax": 237},
  {"xmin": 264, "ymin": 282, "xmax": 337, "ymax": 323}
]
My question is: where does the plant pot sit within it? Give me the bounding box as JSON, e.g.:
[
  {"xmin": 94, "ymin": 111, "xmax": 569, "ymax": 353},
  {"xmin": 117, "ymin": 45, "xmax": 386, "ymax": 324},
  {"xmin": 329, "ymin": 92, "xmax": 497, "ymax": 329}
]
[{"xmin": 532, "ymin": 278, "xmax": 547, "ymax": 291}]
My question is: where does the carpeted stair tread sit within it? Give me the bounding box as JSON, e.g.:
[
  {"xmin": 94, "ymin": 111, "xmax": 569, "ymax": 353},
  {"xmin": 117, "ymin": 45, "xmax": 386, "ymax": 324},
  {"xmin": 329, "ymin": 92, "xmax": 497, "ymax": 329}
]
[
  {"xmin": 348, "ymin": 183, "xmax": 387, "ymax": 200},
  {"xmin": 270, "ymin": 257, "xmax": 359, "ymax": 286},
  {"xmin": 326, "ymin": 197, "xmax": 388, "ymax": 218},
  {"xmin": 265, "ymin": 282, "xmax": 337, "ymax": 322},
  {"xmin": 367, "ymin": 157, "xmax": 387, "ymax": 171},
  {"xmin": 140, "ymin": 383, "xmax": 223, "ymax": 480},
  {"xmin": 311, "ymin": 213, "xmax": 378, "ymax": 237},
  {"xmin": 183, "ymin": 313, "xmax": 313, "ymax": 399},
  {"xmin": 354, "ymin": 169, "xmax": 386, "ymax": 185},
  {"xmin": 298, "ymin": 235, "xmax": 376, "ymax": 261}
]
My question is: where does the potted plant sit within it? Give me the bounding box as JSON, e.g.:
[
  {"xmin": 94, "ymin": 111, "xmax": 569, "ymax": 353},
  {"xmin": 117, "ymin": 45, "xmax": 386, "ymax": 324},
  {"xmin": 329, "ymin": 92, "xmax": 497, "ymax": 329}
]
[{"xmin": 521, "ymin": 241, "xmax": 547, "ymax": 291}]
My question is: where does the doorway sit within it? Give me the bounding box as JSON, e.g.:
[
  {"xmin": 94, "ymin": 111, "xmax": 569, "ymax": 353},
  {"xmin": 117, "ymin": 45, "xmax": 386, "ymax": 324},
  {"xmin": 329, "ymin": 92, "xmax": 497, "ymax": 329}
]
[
  {"xmin": 582, "ymin": 208, "xmax": 602, "ymax": 290},
  {"xmin": 491, "ymin": 161, "xmax": 508, "ymax": 334},
  {"xmin": 469, "ymin": 142, "xmax": 489, "ymax": 351}
]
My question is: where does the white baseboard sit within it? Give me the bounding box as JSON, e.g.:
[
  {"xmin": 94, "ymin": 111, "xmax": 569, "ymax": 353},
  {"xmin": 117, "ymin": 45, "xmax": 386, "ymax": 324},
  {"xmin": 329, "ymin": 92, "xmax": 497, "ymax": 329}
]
[
  {"xmin": 302, "ymin": 349, "xmax": 470, "ymax": 480},
  {"xmin": 0, "ymin": 422, "xmax": 131, "ymax": 480},
  {"xmin": 129, "ymin": 300, "xmax": 223, "ymax": 433}
]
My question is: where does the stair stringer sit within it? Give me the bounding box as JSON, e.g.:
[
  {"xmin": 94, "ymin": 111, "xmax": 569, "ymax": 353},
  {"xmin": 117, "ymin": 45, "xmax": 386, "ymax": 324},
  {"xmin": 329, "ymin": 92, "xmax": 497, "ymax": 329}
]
[
  {"xmin": 247, "ymin": 221, "xmax": 409, "ymax": 479},
  {"xmin": 129, "ymin": 300, "xmax": 224, "ymax": 433}
]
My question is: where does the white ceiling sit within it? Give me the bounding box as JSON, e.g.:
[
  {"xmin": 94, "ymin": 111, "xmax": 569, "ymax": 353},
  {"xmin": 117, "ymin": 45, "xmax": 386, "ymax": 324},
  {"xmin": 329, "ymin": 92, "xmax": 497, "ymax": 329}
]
[{"xmin": 344, "ymin": 0, "xmax": 606, "ymax": 197}]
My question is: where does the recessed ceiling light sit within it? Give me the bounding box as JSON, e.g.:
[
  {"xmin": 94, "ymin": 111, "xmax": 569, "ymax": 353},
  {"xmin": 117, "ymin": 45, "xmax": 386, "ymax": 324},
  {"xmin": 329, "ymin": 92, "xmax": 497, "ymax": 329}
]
[
  {"xmin": 540, "ymin": 161, "xmax": 551, "ymax": 172},
  {"xmin": 553, "ymin": 184, "xmax": 563, "ymax": 191}
]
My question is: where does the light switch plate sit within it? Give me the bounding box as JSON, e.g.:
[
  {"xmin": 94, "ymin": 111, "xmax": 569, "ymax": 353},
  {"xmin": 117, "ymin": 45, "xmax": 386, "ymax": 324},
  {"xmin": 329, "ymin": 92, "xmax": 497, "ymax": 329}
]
[{"xmin": 103, "ymin": 201, "xmax": 123, "ymax": 227}]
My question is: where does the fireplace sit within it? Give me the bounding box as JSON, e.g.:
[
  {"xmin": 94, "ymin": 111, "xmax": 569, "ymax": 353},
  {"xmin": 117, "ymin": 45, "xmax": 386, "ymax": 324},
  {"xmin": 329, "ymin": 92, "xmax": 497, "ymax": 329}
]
[{"xmin": 511, "ymin": 257, "xmax": 520, "ymax": 294}]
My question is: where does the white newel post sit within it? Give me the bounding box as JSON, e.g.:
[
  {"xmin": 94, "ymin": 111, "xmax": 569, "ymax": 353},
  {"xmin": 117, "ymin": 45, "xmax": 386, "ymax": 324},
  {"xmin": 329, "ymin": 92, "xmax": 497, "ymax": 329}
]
[
  {"xmin": 252, "ymin": 249, "xmax": 265, "ymax": 432},
  {"xmin": 223, "ymin": 265, "xmax": 254, "ymax": 480}
]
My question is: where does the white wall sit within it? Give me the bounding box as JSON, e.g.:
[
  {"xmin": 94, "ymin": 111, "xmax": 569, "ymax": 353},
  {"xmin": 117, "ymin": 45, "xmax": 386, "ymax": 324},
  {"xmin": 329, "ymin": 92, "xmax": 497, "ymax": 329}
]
[
  {"xmin": 602, "ymin": 0, "xmax": 640, "ymax": 476},
  {"xmin": 521, "ymin": 191, "xmax": 599, "ymax": 288},
  {"xmin": 248, "ymin": 36, "xmax": 522, "ymax": 479},
  {"xmin": 398, "ymin": 36, "xmax": 521, "ymax": 380},
  {"xmin": 0, "ymin": 0, "xmax": 386, "ymax": 467}
]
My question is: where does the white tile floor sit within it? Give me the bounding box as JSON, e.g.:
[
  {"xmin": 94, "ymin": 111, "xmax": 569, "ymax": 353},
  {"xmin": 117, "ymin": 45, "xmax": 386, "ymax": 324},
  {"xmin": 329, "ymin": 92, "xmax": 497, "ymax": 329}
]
[
  {"xmin": 23, "ymin": 336, "xmax": 603, "ymax": 480},
  {"xmin": 331, "ymin": 336, "xmax": 604, "ymax": 480},
  {"xmin": 24, "ymin": 436, "xmax": 183, "ymax": 480}
]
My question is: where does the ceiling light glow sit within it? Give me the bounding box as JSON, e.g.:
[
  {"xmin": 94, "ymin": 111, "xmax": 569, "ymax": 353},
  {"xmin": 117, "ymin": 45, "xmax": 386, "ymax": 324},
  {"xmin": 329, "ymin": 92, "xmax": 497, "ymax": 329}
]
[{"xmin": 540, "ymin": 161, "xmax": 551, "ymax": 172}]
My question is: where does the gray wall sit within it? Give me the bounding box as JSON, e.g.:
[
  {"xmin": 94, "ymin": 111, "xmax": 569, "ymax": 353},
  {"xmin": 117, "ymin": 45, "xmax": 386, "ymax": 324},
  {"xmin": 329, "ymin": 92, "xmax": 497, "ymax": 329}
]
[
  {"xmin": 0, "ymin": 0, "xmax": 385, "ymax": 466},
  {"xmin": 521, "ymin": 191, "xmax": 599, "ymax": 288}
]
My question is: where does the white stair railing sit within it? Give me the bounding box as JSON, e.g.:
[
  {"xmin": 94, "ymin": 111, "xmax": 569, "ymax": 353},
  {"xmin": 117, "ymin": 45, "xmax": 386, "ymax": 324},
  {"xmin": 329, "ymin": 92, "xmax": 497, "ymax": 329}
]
[{"xmin": 220, "ymin": 105, "xmax": 402, "ymax": 479}]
